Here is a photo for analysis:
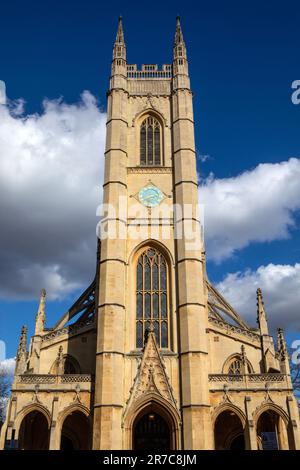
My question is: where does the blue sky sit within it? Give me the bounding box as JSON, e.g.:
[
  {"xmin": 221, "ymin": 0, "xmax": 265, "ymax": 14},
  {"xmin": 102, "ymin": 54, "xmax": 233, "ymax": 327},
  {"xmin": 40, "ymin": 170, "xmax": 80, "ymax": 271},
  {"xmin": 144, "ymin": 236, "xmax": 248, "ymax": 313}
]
[{"xmin": 0, "ymin": 0, "xmax": 299, "ymax": 360}]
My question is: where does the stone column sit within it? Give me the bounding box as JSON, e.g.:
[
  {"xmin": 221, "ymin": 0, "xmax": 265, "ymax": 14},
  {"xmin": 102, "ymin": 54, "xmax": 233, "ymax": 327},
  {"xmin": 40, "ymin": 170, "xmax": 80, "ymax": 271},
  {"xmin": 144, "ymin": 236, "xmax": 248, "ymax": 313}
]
[
  {"xmin": 286, "ymin": 396, "xmax": 300, "ymax": 449},
  {"xmin": 49, "ymin": 396, "xmax": 59, "ymax": 450},
  {"xmin": 172, "ymin": 65, "xmax": 211, "ymax": 451},
  {"xmin": 244, "ymin": 396, "xmax": 258, "ymax": 450},
  {"xmin": 93, "ymin": 73, "xmax": 128, "ymax": 449}
]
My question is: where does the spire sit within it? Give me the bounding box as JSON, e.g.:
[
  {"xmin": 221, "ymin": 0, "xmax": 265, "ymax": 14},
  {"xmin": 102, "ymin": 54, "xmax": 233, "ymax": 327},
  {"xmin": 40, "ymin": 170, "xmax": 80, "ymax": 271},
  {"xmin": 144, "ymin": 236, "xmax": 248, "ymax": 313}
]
[
  {"xmin": 115, "ymin": 16, "xmax": 124, "ymax": 44},
  {"xmin": 173, "ymin": 16, "xmax": 189, "ymax": 87},
  {"xmin": 174, "ymin": 16, "xmax": 185, "ymax": 46},
  {"xmin": 111, "ymin": 16, "xmax": 126, "ymax": 83},
  {"xmin": 15, "ymin": 325, "xmax": 27, "ymax": 374},
  {"xmin": 112, "ymin": 16, "xmax": 126, "ymax": 61},
  {"xmin": 35, "ymin": 288, "xmax": 46, "ymax": 335},
  {"xmin": 256, "ymin": 288, "xmax": 269, "ymax": 335}
]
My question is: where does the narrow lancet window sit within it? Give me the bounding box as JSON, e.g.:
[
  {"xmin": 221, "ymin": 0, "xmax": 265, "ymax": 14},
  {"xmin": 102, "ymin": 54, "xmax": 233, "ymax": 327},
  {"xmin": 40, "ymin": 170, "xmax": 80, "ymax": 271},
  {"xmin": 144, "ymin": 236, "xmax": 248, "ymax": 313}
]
[{"xmin": 140, "ymin": 116, "xmax": 162, "ymax": 165}]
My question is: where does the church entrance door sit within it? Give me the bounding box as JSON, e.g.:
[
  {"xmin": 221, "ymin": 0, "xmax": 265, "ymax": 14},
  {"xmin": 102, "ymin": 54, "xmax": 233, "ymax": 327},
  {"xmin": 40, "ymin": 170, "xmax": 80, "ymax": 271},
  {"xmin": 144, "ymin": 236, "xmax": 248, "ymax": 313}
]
[{"xmin": 133, "ymin": 411, "xmax": 171, "ymax": 450}]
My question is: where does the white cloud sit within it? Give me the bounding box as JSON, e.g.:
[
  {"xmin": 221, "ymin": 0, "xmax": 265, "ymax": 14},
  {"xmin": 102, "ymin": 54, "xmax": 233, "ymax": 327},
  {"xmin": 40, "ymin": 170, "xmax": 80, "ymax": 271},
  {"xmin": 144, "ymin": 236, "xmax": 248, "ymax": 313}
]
[
  {"xmin": 201, "ymin": 158, "xmax": 300, "ymax": 261},
  {"xmin": 0, "ymin": 90, "xmax": 106, "ymax": 300},
  {"xmin": 0, "ymin": 358, "xmax": 15, "ymax": 376},
  {"xmin": 216, "ymin": 263, "xmax": 300, "ymax": 331},
  {"xmin": 0, "ymin": 86, "xmax": 300, "ymax": 321}
]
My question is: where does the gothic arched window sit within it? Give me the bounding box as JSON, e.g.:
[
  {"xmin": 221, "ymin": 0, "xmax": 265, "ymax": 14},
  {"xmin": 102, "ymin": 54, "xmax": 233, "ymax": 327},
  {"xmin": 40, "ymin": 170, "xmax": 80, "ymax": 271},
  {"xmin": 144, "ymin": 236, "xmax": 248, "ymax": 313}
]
[
  {"xmin": 50, "ymin": 355, "xmax": 80, "ymax": 375},
  {"xmin": 227, "ymin": 357, "xmax": 252, "ymax": 375},
  {"xmin": 228, "ymin": 358, "xmax": 243, "ymax": 375},
  {"xmin": 136, "ymin": 248, "xmax": 169, "ymax": 348},
  {"xmin": 63, "ymin": 357, "xmax": 78, "ymax": 374},
  {"xmin": 140, "ymin": 116, "xmax": 162, "ymax": 166}
]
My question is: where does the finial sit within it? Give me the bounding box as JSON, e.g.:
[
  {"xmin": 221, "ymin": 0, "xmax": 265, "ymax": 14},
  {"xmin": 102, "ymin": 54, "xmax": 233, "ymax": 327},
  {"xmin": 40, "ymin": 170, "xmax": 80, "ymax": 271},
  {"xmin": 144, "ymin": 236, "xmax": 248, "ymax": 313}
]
[
  {"xmin": 144, "ymin": 322, "xmax": 155, "ymax": 345},
  {"xmin": 256, "ymin": 287, "xmax": 269, "ymax": 335},
  {"xmin": 35, "ymin": 288, "xmax": 46, "ymax": 334},
  {"xmin": 257, "ymin": 287, "xmax": 263, "ymax": 298},
  {"xmin": 277, "ymin": 327, "xmax": 286, "ymax": 360},
  {"xmin": 277, "ymin": 328, "xmax": 290, "ymax": 374},
  {"xmin": 174, "ymin": 15, "xmax": 184, "ymax": 45},
  {"xmin": 115, "ymin": 15, "xmax": 124, "ymax": 43},
  {"xmin": 21, "ymin": 325, "xmax": 27, "ymax": 335},
  {"xmin": 256, "ymin": 287, "xmax": 264, "ymax": 314},
  {"xmin": 18, "ymin": 325, "xmax": 27, "ymax": 351},
  {"xmin": 57, "ymin": 345, "xmax": 64, "ymax": 374},
  {"xmin": 241, "ymin": 345, "xmax": 247, "ymax": 366},
  {"xmin": 15, "ymin": 325, "xmax": 28, "ymax": 374}
]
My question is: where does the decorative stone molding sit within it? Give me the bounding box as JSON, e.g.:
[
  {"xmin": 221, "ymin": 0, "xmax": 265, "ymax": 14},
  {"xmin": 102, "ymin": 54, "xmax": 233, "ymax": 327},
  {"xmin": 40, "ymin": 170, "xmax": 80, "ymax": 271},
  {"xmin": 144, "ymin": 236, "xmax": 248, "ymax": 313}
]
[
  {"xmin": 248, "ymin": 374, "xmax": 285, "ymax": 383},
  {"xmin": 128, "ymin": 80, "xmax": 171, "ymax": 96},
  {"xmin": 209, "ymin": 373, "xmax": 286, "ymax": 383},
  {"xmin": 18, "ymin": 374, "xmax": 92, "ymax": 384},
  {"xmin": 208, "ymin": 317, "xmax": 261, "ymax": 344},
  {"xmin": 127, "ymin": 166, "xmax": 172, "ymax": 174},
  {"xmin": 209, "ymin": 374, "xmax": 244, "ymax": 383},
  {"xmin": 129, "ymin": 97, "xmax": 169, "ymax": 127},
  {"xmin": 41, "ymin": 318, "xmax": 94, "ymax": 343},
  {"xmin": 127, "ymin": 64, "xmax": 172, "ymax": 80},
  {"xmin": 123, "ymin": 330, "xmax": 178, "ymax": 419},
  {"xmin": 253, "ymin": 400, "xmax": 290, "ymax": 426}
]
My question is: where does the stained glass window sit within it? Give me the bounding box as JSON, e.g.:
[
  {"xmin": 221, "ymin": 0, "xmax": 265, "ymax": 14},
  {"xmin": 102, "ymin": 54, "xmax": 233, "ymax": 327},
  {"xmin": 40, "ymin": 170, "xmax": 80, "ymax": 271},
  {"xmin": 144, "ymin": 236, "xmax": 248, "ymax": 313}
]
[
  {"xmin": 140, "ymin": 116, "xmax": 162, "ymax": 166},
  {"xmin": 136, "ymin": 248, "xmax": 169, "ymax": 348}
]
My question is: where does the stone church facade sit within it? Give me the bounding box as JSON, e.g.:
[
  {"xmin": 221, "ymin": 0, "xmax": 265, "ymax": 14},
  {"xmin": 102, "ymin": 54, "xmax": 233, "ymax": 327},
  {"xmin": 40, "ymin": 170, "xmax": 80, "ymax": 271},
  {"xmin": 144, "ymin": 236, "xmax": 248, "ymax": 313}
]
[{"xmin": 1, "ymin": 17, "xmax": 300, "ymax": 451}]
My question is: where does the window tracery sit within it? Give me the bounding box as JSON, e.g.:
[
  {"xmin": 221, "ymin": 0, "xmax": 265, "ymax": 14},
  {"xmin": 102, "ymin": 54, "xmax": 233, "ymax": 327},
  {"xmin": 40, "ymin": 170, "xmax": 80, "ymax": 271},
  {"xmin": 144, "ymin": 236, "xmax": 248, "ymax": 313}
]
[
  {"xmin": 140, "ymin": 116, "xmax": 162, "ymax": 166},
  {"xmin": 136, "ymin": 248, "xmax": 169, "ymax": 348}
]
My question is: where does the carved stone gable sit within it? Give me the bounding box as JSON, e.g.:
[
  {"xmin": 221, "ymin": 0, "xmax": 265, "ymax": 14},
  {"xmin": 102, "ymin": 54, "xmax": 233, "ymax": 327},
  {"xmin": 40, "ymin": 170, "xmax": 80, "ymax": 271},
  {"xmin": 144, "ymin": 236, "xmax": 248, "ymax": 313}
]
[{"xmin": 124, "ymin": 331, "xmax": 178, "ymax": 415}]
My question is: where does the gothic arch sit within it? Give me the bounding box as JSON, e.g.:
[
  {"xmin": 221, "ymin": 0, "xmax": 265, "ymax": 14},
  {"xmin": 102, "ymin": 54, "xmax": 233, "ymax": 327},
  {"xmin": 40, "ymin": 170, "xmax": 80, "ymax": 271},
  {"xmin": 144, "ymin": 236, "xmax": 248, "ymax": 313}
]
[
  {"xmin": 128, "ymin": 239, "xmax": 174, "ymax": 267},
  {"xmin": 123, "ymin": 393, "xmax": 181, "ymax": 450},
  {"xmin": 212, "ymin": 403, "xmax": 247, "ymax": 428},
  {"xmin": 14, "ymin": 403, "xmax": 51, "ymax": 449},
  {"xmin": 222, "ymin": 353, "xmax": 254, "ymax": 374},
  {"xmin": 213, "ymin": 404, "xmax": 246, "ymax": 450},
  {"xmin": 133, "ymin": 108, "xmax": 167, "ymax": 128},
  {"xmin": 57, "ymin": 402, "xmax": 90, "ymax": 429},
  {"xmin": 253, "ymin": 402, "xmax": 289, "ymax": 427},
  {"xmin": 129, "ymin": 240, "xmax": 174, "ymax": 350},
  {"xmin": 57, "ymin": 403, "xmax": 91, "ymax": 450},
  {"xmin": 254, "ymin": 404, "xmax": 290, "ymax": 450},
  {"xmin": 133, "ymin": 109, "xmax": 166, "ymax": 167},
  {"xmin": 14, "ymin": 403, "xmax": 51, "ymax": 437},
  {"xmin": 49, "ymin": 354, "xmax": 81, "ymax": 374}
]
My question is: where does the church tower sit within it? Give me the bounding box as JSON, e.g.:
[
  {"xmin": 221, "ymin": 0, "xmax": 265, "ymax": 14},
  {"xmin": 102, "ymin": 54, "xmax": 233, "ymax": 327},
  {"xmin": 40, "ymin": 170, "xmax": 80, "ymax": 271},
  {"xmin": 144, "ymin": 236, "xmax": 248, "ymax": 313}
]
[
  {"xmin": 92, "ymin": 16, "xmax": 210, "ymax": 450},
  {"xmin": 1, "ymin": 17, "xmax": 300, "ymax": 452}
]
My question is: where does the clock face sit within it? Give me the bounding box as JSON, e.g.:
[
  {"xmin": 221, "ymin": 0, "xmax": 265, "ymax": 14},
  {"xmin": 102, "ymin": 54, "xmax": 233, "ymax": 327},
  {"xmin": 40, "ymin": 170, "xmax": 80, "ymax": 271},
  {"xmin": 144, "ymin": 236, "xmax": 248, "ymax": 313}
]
[{"xmin": 138, "ymin": 186, "xmax": 164, "ymax": 208}]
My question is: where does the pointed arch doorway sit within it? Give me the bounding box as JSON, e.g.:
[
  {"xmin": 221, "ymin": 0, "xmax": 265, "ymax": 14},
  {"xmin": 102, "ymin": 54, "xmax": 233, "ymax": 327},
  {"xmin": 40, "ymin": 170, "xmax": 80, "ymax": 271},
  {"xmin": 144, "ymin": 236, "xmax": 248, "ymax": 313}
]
[{"xmin": 133, "ymin": 410, "xmax": 171, "ymax": 451}]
